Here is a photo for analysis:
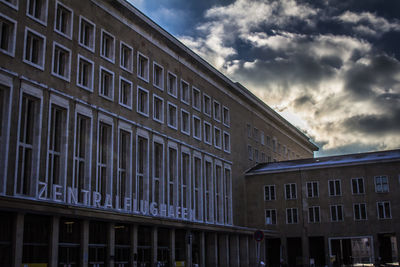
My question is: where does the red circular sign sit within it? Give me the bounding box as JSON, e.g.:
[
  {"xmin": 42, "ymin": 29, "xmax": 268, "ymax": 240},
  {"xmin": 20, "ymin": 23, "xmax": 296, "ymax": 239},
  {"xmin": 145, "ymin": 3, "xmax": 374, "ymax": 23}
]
[{"xmin": 254, "ymin": 230, "xmax": 264, "ymax": 242}]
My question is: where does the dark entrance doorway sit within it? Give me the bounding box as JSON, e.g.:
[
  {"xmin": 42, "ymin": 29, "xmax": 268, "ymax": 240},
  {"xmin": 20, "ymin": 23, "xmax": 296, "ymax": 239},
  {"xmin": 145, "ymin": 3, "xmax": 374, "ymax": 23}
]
[
  {"xmin": 265, "ymin": 238, "xmax": 281, "ymax": 267},
  {"xmin": 115, "ymin": 224, "xmax": 130, "ymax": 267},
  {"xmin": 59, "ymin": 217, "xmax": 80, "ymax": 266},
  {"xmin": 157, "ymin": 228, "xmax": 169, "ymax": 267},
  {"xmin": 138, "ymin": 226, "xmax": 151, "ymax": 267},
  {"xmin": 309, "ymin": 236, "xmax": 325, "ymax": 267},
  {"xmin": 287, "ymin": 237, "xmax": 302, "ymax": 267},
  {"xmin": 378, "ymin": 233, "xmax": 398, "ymax": 264}
]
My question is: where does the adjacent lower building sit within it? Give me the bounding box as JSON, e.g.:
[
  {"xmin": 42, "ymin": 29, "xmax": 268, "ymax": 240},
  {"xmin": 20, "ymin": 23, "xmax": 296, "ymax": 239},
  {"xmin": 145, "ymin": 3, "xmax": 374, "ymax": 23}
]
[{"xmin": 246, "ymin": 150, "xmax": 400, "ymax": 267}]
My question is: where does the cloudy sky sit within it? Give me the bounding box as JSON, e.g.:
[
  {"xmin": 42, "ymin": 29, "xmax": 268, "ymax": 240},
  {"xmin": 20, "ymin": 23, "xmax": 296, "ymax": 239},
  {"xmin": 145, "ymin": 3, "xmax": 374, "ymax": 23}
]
[{"xmin": 127, "ymin": 0, "xmax": 400, "ymax": 156}]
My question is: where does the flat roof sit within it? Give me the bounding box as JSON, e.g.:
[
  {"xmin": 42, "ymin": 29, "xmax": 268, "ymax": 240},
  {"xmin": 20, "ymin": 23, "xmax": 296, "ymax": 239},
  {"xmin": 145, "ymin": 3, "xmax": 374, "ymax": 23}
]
[{"xmin": 246, "ymin": 149, "xmax": 400, "ymax": 175}]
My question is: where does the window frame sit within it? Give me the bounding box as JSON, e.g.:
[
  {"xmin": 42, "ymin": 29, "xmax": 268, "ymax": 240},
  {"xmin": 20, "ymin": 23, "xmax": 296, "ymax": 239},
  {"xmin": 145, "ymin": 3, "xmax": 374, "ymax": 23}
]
[
  {"xmin": 51, "ymin": 41, "xmax": 71, "ymax": 82},
  {"xmin": 306, "ymin": 181, "xmax": 319, "ymax": 198},
  {"xmin": 180, "ymin": 79, "xmax": 190, "ymax": 105},
  {"xmin": 167, "ymin": 101, "xmax": 178, "ymax": 130},
  {"xmin": 213, "ymin": 126, "xmax": 222, "ymax": 149},
  {"xmin": 23, "ymin": 27, "xmax": 46, "ymax": 71},
  {"xmin": 351, "ymin": 177, "xmax": 365, "ymax": 195},
  {"xmin": 119, "ymin": 41, "xmax": 133, "ymax": 73},
  {"xmin": 180, "ymin": 108, "xmax": 190, "ymax": 136},
  {"xmin": 152, "ymin": 94, "xmax": 164, "ymax": 124},
  {"xmin": 78, "ymin": 15, "xmax": 95, "ymax": 53},
  {"xmin": 203, "ymin": 121, "xmax": 212, "ymax": 145},
  {"xmin": 375, "ymin": 175, "xmax": 389, "ymax": 193},
  {"xmin": 100, "ymin": 29, "xmax": 115, "ymax": 64},
  {"xmin": 353, "ymin": 203, "xmax": 367, "ymax": 221},
  {"xmin": 167, "ymin": 71, "xmax": 177, "ymax": 98},
  {"xmin": 308, "ymin": 206, "xmax": 320, "ymax": 223},
  {"xmin": 98, "ymin": 66, "xmax": 115, "ymax": 101},
  {"xmin": 26, "ymin": 0, "xmax": 48, "ymax": 26},
  {"xmin": 264, "ymin": 185, "xmax": 276, "ymax": 201},
  {"xmin": 0, "ymin": 13, "xmax": 17, "ymax": 57},
  {"xmin": 137, "ymin": 86, "xmax": 149, "ymax": 117},
  {"xmin": 330, "ymin": 204, "xmax": 344, "ymax": 222},
  {"xmin": 222, "ymin": 106, "xmax": 230, "ymax": 127},
  {"xmin": 377, "ymin": 201, "xmax": 391, "ymax": 219},
  {"xmin": 284, "ymin": 183, "xmax": 297, "ymax": 200},
  {"xmin": 223, "ymin": 131, "xmax": 230, "ymax": 153},
  {"xmin": 328, "ymin": 179, "xmax": 342, "ymax": 196},
  {"xmin": 0, "ymin": 0, "xmax": 18, "ymax": 10},
  {"xmin": 137, "ymin": 51, "xmax": 149, "ymax": 83},
  {"xmin": 118, "ymin": 76, "xmax": 132, "ymax": 110},
  {"xmin": 192, "ymin": 86, "xmax": 201, "ymax": 111},
  {"xmin": 153, "ymin": 61, "xmax": 164, "ymax": 91},
  {"xmin": 265, "ymin": 209, "xmax": 277, "ymax": 225},
  {"xmin": 54, "ymin": 1, "xmax": 73, "ymax": 39},
  {"xmin": 76, "ymin": 54, "xmax": 94, "ymax": 92},
  {"xmin": 286, "ymin": 208, "xmax": 298, "ymax": 224},
  {"xmin": 203, "ymin": 93, "xmax": 211, "ymax": 117},
  {"xmin": 213, "ymin": 100, "xmax": 221, "ymax": 122},
  {"xmin": 192, "ymin": 115, "xmax": 201, "ymax": 141}
]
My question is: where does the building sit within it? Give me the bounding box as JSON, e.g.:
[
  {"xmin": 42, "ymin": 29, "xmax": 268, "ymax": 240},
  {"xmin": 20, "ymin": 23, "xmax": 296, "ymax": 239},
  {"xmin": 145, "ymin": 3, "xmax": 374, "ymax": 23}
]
[
  {"xmin": 245, "ymin": 150, "xmax": 400, "ymax": 267},
  {"xmin": 0, "ymin": 0, "xmax": 317, "ymax": 266}
]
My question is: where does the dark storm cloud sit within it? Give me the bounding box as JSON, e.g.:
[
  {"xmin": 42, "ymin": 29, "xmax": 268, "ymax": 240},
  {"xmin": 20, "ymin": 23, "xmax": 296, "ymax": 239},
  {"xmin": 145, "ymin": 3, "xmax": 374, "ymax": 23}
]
[{"xmin": 293, "ymin": 95, "xmax": 316, "ymax": 108}]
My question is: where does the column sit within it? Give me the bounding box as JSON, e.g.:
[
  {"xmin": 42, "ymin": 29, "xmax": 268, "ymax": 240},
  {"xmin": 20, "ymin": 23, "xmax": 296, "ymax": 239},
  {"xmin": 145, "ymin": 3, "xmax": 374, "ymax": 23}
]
[
  {"xmin": 131, "ymin": 224, "xmax": 138, "ymax": 267},
  {"xmin": 108, "ymin": 223, "xmax": 115, "ymax": 267},
  {"xmin": 169, "ymin": 228, "xmax": 175, "ymax": 267},
  {"xmin": 49, "ymin": 216, "xmax": 60, "ymax": 267},
  {"xmin": 200, "ymin": 231, "xmax": 206, "ymax": 267},
  {"xmin": 239, "ymin": 235, "xmax": 249, "ymax": 267},
  {"xmin": 324, "ymin": 236, "xmax": 331, "ymax": 267},
  {"xmin": 218, "ymin": 234, "xmax": 229, "ymax": 267},
  {"xmin": 206, "ymin": 232, "xmax": 218, "ymax": 267},
  {"xmin": 151, "ymin": 226, "xmax": 158, "ymax": 267},
  {"xmin": 302, "ymin": 234, "xmax": 310, "ymax": 267},
  {"xmin": 186, "ymin": 230, "xmax": 192, "ymax": 267},
  {"xmin": 12, "ymin": 213, "xmax": 24, "ymax": 267},
  {"xmin": 81, "ymin": 220, "xmax": 89, "ymax": 267},
  {"xmin": 260, "ymin": 239, "xmax": 266, "ymax": 265},
  {"xmin": 229, "ymin": 235, "xmax": 240, "ymax": 267},
  {"xmin": 281, "ymin": 236, "xmax": 288, "ymax": 265}
]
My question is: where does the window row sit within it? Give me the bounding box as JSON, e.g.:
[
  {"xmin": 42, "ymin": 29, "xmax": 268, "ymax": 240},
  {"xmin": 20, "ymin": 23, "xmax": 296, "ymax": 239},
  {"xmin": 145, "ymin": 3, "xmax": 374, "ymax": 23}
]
[
  {"xmin": 265, "ymin": 201, "xmax": 392, "ymax": 225},
  {"xmin": 264, "ymin": 176, "xmax": 390, "ymax": 201}
]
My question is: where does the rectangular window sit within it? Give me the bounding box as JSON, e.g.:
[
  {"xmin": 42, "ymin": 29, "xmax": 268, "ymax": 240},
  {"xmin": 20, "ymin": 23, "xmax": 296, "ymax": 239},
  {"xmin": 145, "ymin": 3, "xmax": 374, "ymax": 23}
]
[
  {"xmin": 153, "ymin": 94, "xmax": 164, "ymax": 123},
  {"xmin": 54, "ymin": 1, "xmax": 73, "ymax": 39},
  {"xmin": 97, "ymin": 121, "xmax": 113, "ymax": 199},
  {"xmin": 354, "ymin": 203, "xmax": 367, "ymax": 220},
  {"xmin": 99, "ymin": 67, "xmax": 114, "ymax": 100},
  {"xmin": 329, "ymin": 179, "xmax": 341, "ymax": 196},
  {"xmin": 330, "ymin": 205, "xmax": 344, "ymax": 222},
  {"xmin": 0, "ymin": 0, "xmax": 18, "ymax": 9},
  {"xmin": 214, "ymin": 163, "xmax": 223, "ymax": 224},
  {"xmin": 264, "ymin": 185, "xmax": 276, "ymax": 201},
  {"xmin": 306, "ymin": 181, "xmax": 319, "ymax": 198},
  {"xmin": 308, "ymin": 206, "xmax": 320, "ymax": 223},
  {"xmin": 27, "ymin": 0, "xmax": 48, "ymax": 25},
  {"xmin": 351, "ymin": 178, "xmax": 365, "ymax": 194},
  {"xmin": 266, "ymin": 136, "xmax": 271, "ymax": 147},
  {"xmin": 248, "ymin": 145, "xmax": 252, "ymax": 160},
  {"xmin": 153, "ymin": 62, "xmax": 164, "ymax": 90},
  {"xmin": 375, "ymin": 176, "xmax": 389, "ymax": 193},
  {"xmin": 261, "ymin": 152, "xmax": 265, "ymax": 162},
  {"xmin": 167, "ymin": 72, "xmax": 177, "ymax": 98},
  {"xmin": 193, "ymin": 155, "xmax": 203, "ymax": 221},
  {"xmin": 0, "ymin": 14, "xmax": 17, "ymax": 57},
  {"xmin": 118, "ymin": 129, "xmax": 131, "ymax": 207},
  {"xmin": 77, "ymin": 55, "xmax": 94, "ymax": 91},
  {"xmin": 181, "ymin": 151, "xmax": 190, "ymax": 212},
  {"xmin": 152, "ymin": 140, "xmax": 163, "ymax": 205},
  {"xmin": 222, "ymin": 106, "xmax": 230, "ymax": 127},
  {"xmin": 223, "ymin": 131, "xmax": 230, "ymax": 153},
  {"xmin": 0, "ymin": 84, "xmax": 11, "ymax": 194},
  {"xmin": 52, "ymin": 42, "xmax": 71, "ymax": 81},
  {"xmin": 192, "ymin": 115, "xmax": 201, "ymax": 141},
  {"xmin": 120, "ymin": 42, "xmax": 133, "ymax": 72},
  {"xmin": 265, "ymin": 209, "xmax": 277, "ymax": 225},
  {"xmin": 16, "ymin": 93, "xmax": 41, "ymax": 196},
  {"xmin": 224, "ymin": 166, "xmax": 232, "ymax": 225},
  {"xmin": 377, "ymin": 201, "xmax": 391, "ymax": 219},
  {"xmin": 167, "ymin": 102, "xmax": 177, "ymax": 130},
  {"xmin": 203, "ymin": 94, "xmax": 211, "ymax": 117},
  {"xmin": 79, "ymin": 16, "xmax": 95, "ymax": 52},
  {"xmin": 214, "ymin": 126, "xmax": 221, "ymax": 149},
  {"xmin": 272, "ymin": 139, "xmax": 276, "ymax": 152},
  {"xmin": 260, "ymin": 131, "xmax": 265, "ymax": 145},
  {"xmin": 167, "ymin": 146, "xmax": 177, "ymax": 208},
  {"xmin": 181, "ymin": 109, "xmax": 190, "ymax": 135},
  {"xmin": 213, "ymin": 100, "xmax": 221, "ymax": 122},
  {"xmin": 286, "ymin": 208, "xmax": 298, "ymax": 224},
  {"xmin": 285, "ymin": 183, "xmax": 297, "ymax": 200},
  {"xmin": 254, "ymin": 149, "xmax": 259, "ymax": 163},
  {"xmin": 119, "ymin": 77, "xmax": 132, "ymax": 109},
  {"xmin": 137, "ymin": 87, "xmax": 149, "ymax": 117},
  {"xmin": 204, "ymin": 159, "xmax": 214, "ymax": 223},
  {"xmin": 24, "ymin": 28, "xmax": 46, "ymax": 70},
  {"xmin": 137, "ymin": 52, "xmax": 149, "ymax": 82},
  {"xmin": 136, "ymin": 135, "xmax": 149, "ymax": 204},
  {"xmin": 100, "ymin": 29, "xmax": 115, "ymax": 63},
  {"xmin": 253, "ymin": 128, "xmax": 259, "ymax": 142},
  {"xmin": 181, "ymin": 79, "xmax": 190, "ymax": 104},
  {"xmin": 203, "ymin": 121, "xmax": 212, "ymax": 145},
  {"xmin": 192, "ymin": 87, "xmax": 201, "ymax": 111}
]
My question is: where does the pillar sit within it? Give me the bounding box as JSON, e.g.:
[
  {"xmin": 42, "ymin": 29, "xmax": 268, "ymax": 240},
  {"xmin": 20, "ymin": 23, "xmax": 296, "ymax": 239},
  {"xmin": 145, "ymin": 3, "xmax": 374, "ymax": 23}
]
[
  {"xmin": 302, "ymin": 234, "xmax": 310, "ymax": 267},
  {"xmin": 131, "ymin": 224, "xmax": 138, "ymax": 267},
  {"xmin": 151, "ymin": 226, "xmax": 158, "ymax": 267},
  {"xmin": 200, "ymin": 231, "xmax": 206, "ymax": 267},
  {"xmin": 218, "ymin": 234, "xmax": 229, "ymax": 267},
  {"xmin": 12, "ymin": 213, "xmax": 24, "ymax": 267},
  {"xmin": 229, "ymin": 235, "xmax": 240, "ymax": 267},
  {"xmin": 239, "ymin": 235, "xmax": 249, "ymax": 267},
  {"xmin": 81, "ymin": 220, "xmax": 89, "ymax": 267},
  {"xmin": 324, "ymin": 236, "xmax": 331, "ymax": 267},
  {"xmin": 49, "ymin": 216, "xmax": 60, "ymax": 267},
  {"xmin": 249, "ymin": 236, "xmax": 257, "ymax": 266},
  {"xmin": 169, "ymin": 228, "xmax": 175, "ymax": 267},
  {"xmin": 186, "ymin": 230, "xmax": 192, "ymax": 267},
  {"xmin": 206, "ymin": 232, "xmax": 218, "ymax": 267},
  {"xmin": 108, "ymin": 223, "xmax": 115, "ymax": 267},
  {"xmin": 281, "ymin": 236, "xmax": 288, "ymax": 265}
]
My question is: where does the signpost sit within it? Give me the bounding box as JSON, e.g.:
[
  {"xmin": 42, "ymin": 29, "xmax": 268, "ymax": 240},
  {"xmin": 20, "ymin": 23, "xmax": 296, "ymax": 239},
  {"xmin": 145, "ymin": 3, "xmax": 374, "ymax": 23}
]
[{"xmin": 254, "ymin": 230, "xmax": 265, "ymax": 267}]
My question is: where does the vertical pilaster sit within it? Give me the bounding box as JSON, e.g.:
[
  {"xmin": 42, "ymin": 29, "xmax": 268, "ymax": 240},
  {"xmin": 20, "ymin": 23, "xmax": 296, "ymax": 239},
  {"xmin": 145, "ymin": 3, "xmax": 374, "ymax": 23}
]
[
  {"xmin": 81, "ymin": 220, "xmax": 89, "ymax": 267},
  {"xmin": 239, "ymin": 235, "xmax": 249, "ymax": 267},
  {"xmin": 108, "ymin": 223, "xmax": 115, "ymax": 267},
  {"xmin": 218, "ymin": 234, "xmax": 229, "ymax": 267},
  {"xmin": 12, "ymin": 213, "xmax": 24, "ymax": 267},
  {"xmin": 302, "ymin": 235, "xmax": 310, "ymax": 267},
  {"xmin": 131, "ymin": 224, "xmax": 138, "ymax": 267},
  {"xmin": 151, "ymin": 226, "xmax": 158, "ymax": 267},
  {"xmin": 206, "ymin": 232, "xmax": 218, "ymax": 267},
  {"xmin": 281, "ymin": 236, "xmax": 288, "ymax": 265},
  {"xmin": 324, "ymin": 236, "xmax": 331, "ymax": 267},
  {"xmin": 200, "ymin": 231, "xmax": 206, "ymax": 267},
  {"xmin": 169, "ymin": 228, "xmax": 175, "ymax": 267},
  {"xmin": 229, "ymin": 235, "xmax": 240, "ymax": 267},
  {"xmin": 49, "ymin": 216, "xmax": 60, "ymax": 267},
  {"xmin": 186, "ymin": 230, "xmax": 192, "ymax": 267}
]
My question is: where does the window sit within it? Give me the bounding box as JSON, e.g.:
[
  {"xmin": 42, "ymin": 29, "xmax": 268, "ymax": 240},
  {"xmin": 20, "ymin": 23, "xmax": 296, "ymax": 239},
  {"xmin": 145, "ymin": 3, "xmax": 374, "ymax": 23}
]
[
  {"xmin": 214, "ymin": 163, "xmax": 223, "ymax": 224},
  {"xmin": 253, "ymin": 128, "xmax": 259, "ymax": 142},
  {"xmin": 181, "ymin": 109, "xmax": 190, "ymax": 135},
  {"xmin": 52, "ymin": 42, "xmax": 71, "ymax": 81},
  {"xmin": 192, "ymin": 87, "xmax": 201, "ymax": 111},
  {"xmin": 329, "ymin": 179, "xmax": 341, "ymax": 196},
  {"xmin": 152, "ymin": 139, "xmax": 163, "ymax": 205},
  {"xmin": 272, "ymin": 139, "xmax": 276, "ymax": 152},
  {"xmin": 0, "ymin": 0, "xmax": 18, "ymax": 9},
  {"xmin": 137, "ymin": 87, "xmax": 149, "ymax": 117},
  {"xmin": 203, "ymin": 121, "xmax": 212, "ymax": 145},
  {"xmin": 248, "ymin": 145, "xmax": 252, "ymax": 160},
  {"xmin": 24, "ymin": 28, "xmax": 46, "ymax": 70},
  {"xmin": 260, "ymin": 131, "xmax": 265, "ymax": 145},
  {"xmin": 100, "ymin": 29, "xmax": 115, "ymax": 63},
  {"xmin": 306, "ymin": 181, "xmax": 319, "ymax": 198},
  {"xmin": 16, "ymin": 92, "xmax": 42, "ymax": 196},
  {"xmin": 167, "ymin": 145, "xmax": 178, "ymax": 208},
  {"xmin": 136, "ymin": 134, "xmax": 149, "ymax": 204},
  {"xmin": 278, "ymin": 143, "xmax": 281, "ymax": 154},
  {"xmin": 54, "ymin": 1, "xmax": 73, "ymax": 39},
  {"xmin": 27, "ymin": 0, "xmax": 48, "ymax": 25},
  {"xmin": 354, "ymin": 203, "xmax": 367, "ymax": 220},
  {"xmin": 377, "ymin": 201, "xmax": 391, "ymax": 219},
  {"xmin": 265, "ymin": 209, "xmax": 276, "ymax": 225},
  {"xmin": 308, "ymin": 206, "xmax": 320, "ymax": 223},
  {"xmin": 203, "ymin": 94, "xmax": 211, "ymax": 117},
  {"xmin": 120, "ymin": 42, "xmax": 133, "ymax": 73},
  {"xmin": 181, "ymin": 151, "xmax": 191, "ymax": 215},
  {"xmin": 79, "ymin": 16, "xmax": 95, "ymax": 52},
  {"xmin": 261, "ymin": 152, "xmax": 265, "ymax": 162},
  {"xmin": 266, "ymin": 136, "xmax": 271, "ymax": 147},
  {"xmin": 153, "ymin": 62, "xmax": 164, "ymax": 90},
  {"xmin": 286, "ymin": 208, "xmax": 298, "ymax": 224},
  {"xmin": 351, "ymin": 178, "xmax": 364, "ymax": 194},
  {"xmin": 167, "ymin": 72, "xmax": 177, "ymax": 97},
  {"xmin": 137, "ymin": 52, "xmax": 149, "ymax": 82},
  {"xmin": 254, "ymin": 149, "xmax": 259, "ymax": 163},
  {"xmin": 285, "ymin": 183, "xmax": 297, "ymax": 199},
  {"xmin": 99, "ymin": 67, "xmax": 114, "ymax": 100},
  {"xmin": 264, "ymin": 185, "xmax": 276, "ymax": 201},
  {"xmin": 193, "ymin": 155, "xmax": 203, "ymax": 222},
  {"xmin": 222, "ymin": 106, "xmax": 230, "ymax": 127},
  {"xmin": 375, "ymin": 176, "xmax": 389, "ymax": 193},
  {"xmin": 97, "ymin": 119, "xmax": 113, "ymax": 199},
  {"xmin": 119, "ymin": 77, "xmax": 132, "ymax": 109},
  {"xmin": 330, "ymin": 205, "xmax": 344, "ymax": 222},
  {"xmin": 0, "ymin": 14, "xmax": 17, "ymax": 57},
  {"xmin": 166, "ymin": 102, "xmax": 177, "ymax": 130},
  {"xmin": 77, "ymin": 55, "xmax": 94, "ymax": 91},
  {"xmin": 118, "ymin": 128, "xmax": 131, "ymax": 206},
  {"xmin": 153, "ymin": 94, "xmax": 164, "ymax": 123},
  {"xmin": 181, "ymin": 80, "xmax": 190, "ymax": 104},
  {"xmin": 0, "ymin": 83, "xmax": 12, "ymax": 192},
  {"xmin": 192, "ymin": 115, "xmax": 201, "ymax": 141},
  {"xmin": 224, "ymin": 166, "xmax": 232, "ymax": 225},
  {"xmin": 213, "ymin": 100, "xmax": 221, "ymax": 122},
  {"xmin": 204, "ymin": 158, "xmax": 214, "ymax": 222},
  {"xmin": 223, "ymin": 131, "xmax": 230, "ymax": 153},
  {"xmin": 214, "ymin": 127, "xmax": 222, "ymax": 149}
]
